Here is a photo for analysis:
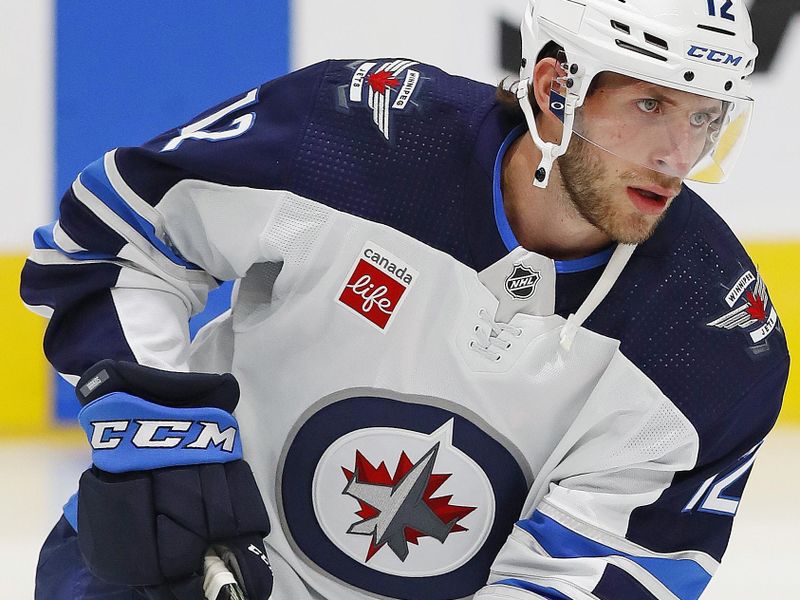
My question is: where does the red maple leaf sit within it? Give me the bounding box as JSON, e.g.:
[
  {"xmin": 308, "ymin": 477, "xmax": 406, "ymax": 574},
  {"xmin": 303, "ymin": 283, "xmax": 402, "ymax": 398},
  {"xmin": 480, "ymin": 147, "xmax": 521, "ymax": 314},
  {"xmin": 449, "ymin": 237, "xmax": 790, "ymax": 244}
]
[
  {"xmin": 342, "ymin": 450, "xmax": 476, "ymax": 559},
  {"xmin": 367, "ymin": 70, "xmax": 401, "ymax": 94},
  {"xmin": 365, "ymin": 539, "xmax": 383, "ymax": 562},
  {"xmin": 342, "ymin": 451, "xmax": 391, "ymax": 521},
  {"xmin": 745, "ymin": 291, "xmax": 766, "ymax": 321}
]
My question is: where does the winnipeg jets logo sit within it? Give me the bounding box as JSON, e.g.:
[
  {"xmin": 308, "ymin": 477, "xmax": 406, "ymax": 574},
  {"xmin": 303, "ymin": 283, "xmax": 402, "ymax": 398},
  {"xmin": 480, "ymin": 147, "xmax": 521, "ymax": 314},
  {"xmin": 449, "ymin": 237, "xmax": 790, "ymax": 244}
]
[
  {"xmin": 280, "ymin": 394, "xmax": 527, "ymax": 598},
  {"xmin": 310, "ymin": 417, "xmax": 495, "ymax": 577},
  {"xmin": 707, "ymin": 270, "xmax": 779, "ymax": 355},
  {"xmin": 342, "ymin": 443, "xmax": 476, "ymax": 562},
  {"xmin": 348, "ymin": 60, "xmax": 421, "ymax": 140},
  {"xmin": 505, "ymin": 263, "xmax": 540, "ymax": 299}
]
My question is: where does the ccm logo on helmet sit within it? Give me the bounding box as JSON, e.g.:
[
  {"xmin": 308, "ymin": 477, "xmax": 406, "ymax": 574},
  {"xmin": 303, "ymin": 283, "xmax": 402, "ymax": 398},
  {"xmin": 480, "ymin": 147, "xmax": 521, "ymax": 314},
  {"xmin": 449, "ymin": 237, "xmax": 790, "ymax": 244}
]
[
  {"xmin": 89, "ymin": 420, "xmax": 237, "ymax": 451},
  {"xmin": 687, "ymin": 45, "xmax": 743, "ymax": 67}
]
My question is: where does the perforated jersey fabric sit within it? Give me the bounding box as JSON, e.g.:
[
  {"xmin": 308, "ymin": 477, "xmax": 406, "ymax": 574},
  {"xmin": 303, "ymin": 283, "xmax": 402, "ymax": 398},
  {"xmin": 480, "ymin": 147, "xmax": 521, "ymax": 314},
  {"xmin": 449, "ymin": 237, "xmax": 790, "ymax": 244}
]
[
  {"xmin": 265, "ymin": 194, "xmax": 331, "ymax": 268},
  {"xmin": 587, "ymin": 192, "xmax": 782, "ymax": 452},
  {"xmin": 290, "ymin": 61, "xmax": 490, "ymax": 265}
]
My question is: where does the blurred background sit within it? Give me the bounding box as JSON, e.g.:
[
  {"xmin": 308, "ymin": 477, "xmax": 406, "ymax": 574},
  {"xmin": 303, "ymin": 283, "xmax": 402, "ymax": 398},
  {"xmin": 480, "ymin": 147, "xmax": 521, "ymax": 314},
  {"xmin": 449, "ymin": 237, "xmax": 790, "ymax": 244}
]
[{"xmin": 2, "ymin": 0, "xmax": 797, "ymax": 597}]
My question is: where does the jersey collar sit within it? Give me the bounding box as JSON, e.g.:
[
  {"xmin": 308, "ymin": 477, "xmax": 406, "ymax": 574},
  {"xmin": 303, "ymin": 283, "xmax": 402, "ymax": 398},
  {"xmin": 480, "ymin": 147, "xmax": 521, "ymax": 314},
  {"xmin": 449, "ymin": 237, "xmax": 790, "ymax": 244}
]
[{"xmin": 491, "ymin": 124, "xmax": 615, "ymax": 274}]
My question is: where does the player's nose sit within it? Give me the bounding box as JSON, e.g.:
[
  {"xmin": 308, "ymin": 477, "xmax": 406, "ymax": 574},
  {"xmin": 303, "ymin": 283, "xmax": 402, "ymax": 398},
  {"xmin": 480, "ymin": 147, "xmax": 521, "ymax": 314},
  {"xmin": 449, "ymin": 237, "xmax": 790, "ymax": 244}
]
[{"xmin": 650, "ymin": 127, "xmax": 699, "ymax": 179}]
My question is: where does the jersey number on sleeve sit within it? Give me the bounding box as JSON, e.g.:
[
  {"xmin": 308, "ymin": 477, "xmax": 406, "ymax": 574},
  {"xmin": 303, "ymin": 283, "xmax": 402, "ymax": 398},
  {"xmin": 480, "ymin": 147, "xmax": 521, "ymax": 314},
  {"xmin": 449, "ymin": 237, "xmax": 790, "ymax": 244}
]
[
  {"xmin": 682, "ymin": 443, "xmax": 760, "ymax": 516},
  {"xmin": 162, "ymin": 88, "xmax": 259, "ymax": 152}
]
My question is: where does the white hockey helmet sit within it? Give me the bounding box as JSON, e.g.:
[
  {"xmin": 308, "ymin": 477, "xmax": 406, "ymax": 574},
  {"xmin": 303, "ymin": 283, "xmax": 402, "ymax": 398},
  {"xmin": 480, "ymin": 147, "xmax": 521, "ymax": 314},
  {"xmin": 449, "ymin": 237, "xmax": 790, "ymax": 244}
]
[{"xmin": 516, "ymin": 0, "xmax": 758, "ymax": 188}]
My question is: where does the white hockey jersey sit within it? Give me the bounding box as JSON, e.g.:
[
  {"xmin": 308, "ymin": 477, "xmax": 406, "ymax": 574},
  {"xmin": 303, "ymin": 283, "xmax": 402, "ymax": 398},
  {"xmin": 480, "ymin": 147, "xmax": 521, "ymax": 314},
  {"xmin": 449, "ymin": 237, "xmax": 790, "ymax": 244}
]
[{"xmin": 22, "ymin": 59, "xmax": 789, "ymax": 600}]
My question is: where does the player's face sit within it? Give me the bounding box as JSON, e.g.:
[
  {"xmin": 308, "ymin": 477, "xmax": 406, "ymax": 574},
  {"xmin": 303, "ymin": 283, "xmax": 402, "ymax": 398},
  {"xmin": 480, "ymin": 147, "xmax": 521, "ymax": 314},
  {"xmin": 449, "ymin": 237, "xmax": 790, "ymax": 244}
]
[
  {"xmin": 558, "ymin": 133, "xmax": 680, "ymax": 244},
  {"xmin": 558, "ymin": 74, "xmax": 722, "ymax": 244}
]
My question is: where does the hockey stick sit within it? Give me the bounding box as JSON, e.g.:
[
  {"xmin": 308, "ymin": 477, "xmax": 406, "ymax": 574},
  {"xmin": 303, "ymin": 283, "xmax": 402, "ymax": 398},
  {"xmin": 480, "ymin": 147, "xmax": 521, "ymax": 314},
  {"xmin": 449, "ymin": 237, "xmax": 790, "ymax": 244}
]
[{"xmin": 203, "ymin": 548, "xmax": 247, "ymax": 600}]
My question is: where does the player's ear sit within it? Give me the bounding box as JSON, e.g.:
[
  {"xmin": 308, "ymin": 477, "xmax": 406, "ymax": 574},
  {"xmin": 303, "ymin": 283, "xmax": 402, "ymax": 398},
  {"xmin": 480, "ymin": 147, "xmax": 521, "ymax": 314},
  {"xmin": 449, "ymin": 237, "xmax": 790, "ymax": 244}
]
[{"xmin": 531, "ymin": 57, "xmax": 564, "ymax": 125}]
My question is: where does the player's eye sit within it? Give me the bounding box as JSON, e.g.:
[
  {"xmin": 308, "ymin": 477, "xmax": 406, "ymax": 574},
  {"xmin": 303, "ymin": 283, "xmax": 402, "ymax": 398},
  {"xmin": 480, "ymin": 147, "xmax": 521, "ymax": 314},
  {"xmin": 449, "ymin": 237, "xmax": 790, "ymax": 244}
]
[
  {"xmin": 636, "ymin": 99, "xmax": 660, "ymax": 113},
  {"xmin": 689, "ymin": 112, "xmax": 717, "ymax": 127}
]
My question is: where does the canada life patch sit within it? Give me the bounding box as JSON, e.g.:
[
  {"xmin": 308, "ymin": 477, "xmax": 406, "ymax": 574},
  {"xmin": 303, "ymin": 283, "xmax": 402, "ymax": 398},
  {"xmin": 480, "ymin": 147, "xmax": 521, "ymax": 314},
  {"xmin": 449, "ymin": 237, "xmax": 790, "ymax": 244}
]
[
  {"xmin": 707, "ymin": 270, "xmax": 780, "ymax": 356},
  {"xmin": 346, "ymin": 59, "xmax": 422, "ymax": 140},
  {"xmin": 337, "ymin": 242, "xmax": 418, "ymax": 332}
]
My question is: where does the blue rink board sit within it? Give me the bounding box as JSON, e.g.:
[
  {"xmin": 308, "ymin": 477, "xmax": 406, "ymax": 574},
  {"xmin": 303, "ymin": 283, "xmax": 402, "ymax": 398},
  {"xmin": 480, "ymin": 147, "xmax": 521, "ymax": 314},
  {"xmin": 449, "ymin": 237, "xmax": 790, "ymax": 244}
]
[{"xmin": 55, "ymin": 0, "xmax": 289, "ymax": 421}]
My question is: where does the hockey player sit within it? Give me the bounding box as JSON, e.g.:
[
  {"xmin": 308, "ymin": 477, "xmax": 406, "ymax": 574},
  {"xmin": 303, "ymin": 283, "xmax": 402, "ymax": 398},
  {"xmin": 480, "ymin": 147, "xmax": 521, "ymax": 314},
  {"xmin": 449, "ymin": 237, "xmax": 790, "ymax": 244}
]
[{"xmin": 24, "ymin": 0, "xmax": 789, "ymax": 599}]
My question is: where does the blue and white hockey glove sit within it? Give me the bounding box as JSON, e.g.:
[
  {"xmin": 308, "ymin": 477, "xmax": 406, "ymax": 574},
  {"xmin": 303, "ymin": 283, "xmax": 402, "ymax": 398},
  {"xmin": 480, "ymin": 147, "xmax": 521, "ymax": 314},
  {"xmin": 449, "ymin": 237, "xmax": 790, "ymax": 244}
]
[{"xmin": 74, "ymin": 360, "xmax": 273, "ymax": 600}]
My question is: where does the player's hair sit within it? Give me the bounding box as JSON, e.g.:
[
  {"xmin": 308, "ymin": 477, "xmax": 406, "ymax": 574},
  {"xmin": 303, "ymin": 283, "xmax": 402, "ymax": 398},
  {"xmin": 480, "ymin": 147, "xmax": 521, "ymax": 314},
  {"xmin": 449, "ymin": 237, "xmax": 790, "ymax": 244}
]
[{"xmin": 496, "ymin": 41, "xmax": 562, "ymax": 116}]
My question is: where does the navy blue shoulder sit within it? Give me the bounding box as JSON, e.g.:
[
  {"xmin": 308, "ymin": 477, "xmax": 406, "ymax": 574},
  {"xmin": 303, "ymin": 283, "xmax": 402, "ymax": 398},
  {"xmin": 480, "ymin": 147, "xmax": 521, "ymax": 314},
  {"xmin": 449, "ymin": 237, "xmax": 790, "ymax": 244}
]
[
  {"xmin": 117, "ymin": 60, "xmax": 333, "ymax": 196},
  {"xmin": 114, "ymin": 59, "xmax": 504, "ymax": 269},
  {"xmin": 285, "ymin": 59, "xmax": 500, "ymax": 266},
  {"xmin": 586, "ymin": 186, "xmax": 789, "ymax": 465}
]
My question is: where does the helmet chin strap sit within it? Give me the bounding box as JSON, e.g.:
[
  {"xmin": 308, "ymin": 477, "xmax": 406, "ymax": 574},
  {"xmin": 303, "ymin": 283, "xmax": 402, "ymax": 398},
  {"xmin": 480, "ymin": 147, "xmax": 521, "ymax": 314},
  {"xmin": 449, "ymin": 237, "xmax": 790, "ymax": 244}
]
[{"xmin": 515, "ymin": 78, "xmax": 576, "ymax": 189}]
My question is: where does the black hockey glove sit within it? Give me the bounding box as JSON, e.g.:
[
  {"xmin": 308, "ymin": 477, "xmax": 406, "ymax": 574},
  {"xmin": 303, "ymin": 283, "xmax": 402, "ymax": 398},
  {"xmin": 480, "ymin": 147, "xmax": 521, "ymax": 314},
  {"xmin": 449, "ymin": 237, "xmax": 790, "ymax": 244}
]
[{"xmin": 74, "ymin": 360, "xmax": 273, "ymax": 600}]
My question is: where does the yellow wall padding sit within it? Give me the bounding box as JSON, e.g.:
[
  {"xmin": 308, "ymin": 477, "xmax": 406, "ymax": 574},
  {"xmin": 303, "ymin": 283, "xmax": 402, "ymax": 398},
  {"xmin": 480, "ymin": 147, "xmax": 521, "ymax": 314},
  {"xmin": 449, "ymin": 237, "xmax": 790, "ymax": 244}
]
[
  {"xmin": 745, "ymin": 242, "xmax": 799, "ymax": 425},
  {"xmin": 0, "ymin": 254, "xmax": 49, "ymax": 434}
]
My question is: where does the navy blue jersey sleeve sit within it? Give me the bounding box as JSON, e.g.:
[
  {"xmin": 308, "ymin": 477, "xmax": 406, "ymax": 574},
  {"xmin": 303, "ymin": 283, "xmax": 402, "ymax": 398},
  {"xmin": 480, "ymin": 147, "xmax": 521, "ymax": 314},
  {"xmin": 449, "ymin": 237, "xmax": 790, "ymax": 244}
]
[
  {"xmin": 118, "ymin": 60, "xmax": 330, "ymax": 200},
  {"xmin": 20, "ymin": 61, "xmax": 332, "ymax": 380}
]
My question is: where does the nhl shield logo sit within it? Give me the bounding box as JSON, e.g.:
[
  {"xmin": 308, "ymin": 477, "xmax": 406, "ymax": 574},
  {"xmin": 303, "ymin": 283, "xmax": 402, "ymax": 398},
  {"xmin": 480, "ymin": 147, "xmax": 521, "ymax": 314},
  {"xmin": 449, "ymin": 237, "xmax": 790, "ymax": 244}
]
[{"xmin": 505, "ymin": 263, "xmax": 540, "ymax": 300}]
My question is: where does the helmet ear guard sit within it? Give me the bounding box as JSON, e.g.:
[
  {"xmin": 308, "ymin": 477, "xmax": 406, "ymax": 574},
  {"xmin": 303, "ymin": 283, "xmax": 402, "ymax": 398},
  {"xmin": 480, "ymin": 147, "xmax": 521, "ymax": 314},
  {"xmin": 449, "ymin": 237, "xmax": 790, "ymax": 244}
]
[
  {"xmin": 518, "ymin": 0, "xmax": 758, "ymax": 187},
  {"xmin": 515, "ymin": 56, "xmax": 585, "ymax": 188}
]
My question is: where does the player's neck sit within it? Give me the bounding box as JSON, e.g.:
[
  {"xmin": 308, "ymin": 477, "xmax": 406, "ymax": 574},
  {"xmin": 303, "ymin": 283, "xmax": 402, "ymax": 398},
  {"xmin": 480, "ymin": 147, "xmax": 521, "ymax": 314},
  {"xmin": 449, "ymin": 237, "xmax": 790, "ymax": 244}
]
[{"xmin": 501, "ymin": 132, "xmax": 612, "ymax": 261}]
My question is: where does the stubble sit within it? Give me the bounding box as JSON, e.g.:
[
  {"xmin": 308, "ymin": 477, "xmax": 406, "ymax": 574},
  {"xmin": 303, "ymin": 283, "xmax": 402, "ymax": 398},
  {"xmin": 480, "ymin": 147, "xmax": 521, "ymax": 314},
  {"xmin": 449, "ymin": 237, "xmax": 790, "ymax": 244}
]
[{"xmin": 558, "ymin": 134, "xmax": 675, "ymax": 245}]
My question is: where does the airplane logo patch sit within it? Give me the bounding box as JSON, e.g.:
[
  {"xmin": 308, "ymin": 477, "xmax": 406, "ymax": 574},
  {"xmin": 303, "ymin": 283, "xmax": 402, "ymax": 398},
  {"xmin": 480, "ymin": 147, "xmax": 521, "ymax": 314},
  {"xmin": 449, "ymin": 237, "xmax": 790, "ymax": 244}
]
[
  {"xmin": 346, "ymin": 60, "xmax": 422, "ymax": 140},
  {"xmin": 707, "ymin": 270, "xmax": 780, "ymax": 356}
]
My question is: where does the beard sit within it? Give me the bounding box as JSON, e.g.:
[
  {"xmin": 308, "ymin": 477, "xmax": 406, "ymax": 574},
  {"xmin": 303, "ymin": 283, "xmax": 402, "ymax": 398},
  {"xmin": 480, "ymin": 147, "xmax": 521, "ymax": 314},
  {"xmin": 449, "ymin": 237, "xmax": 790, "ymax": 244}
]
[{"xmin": 558, "ymin": 134, "xmax": 679, "ymax": 245}]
